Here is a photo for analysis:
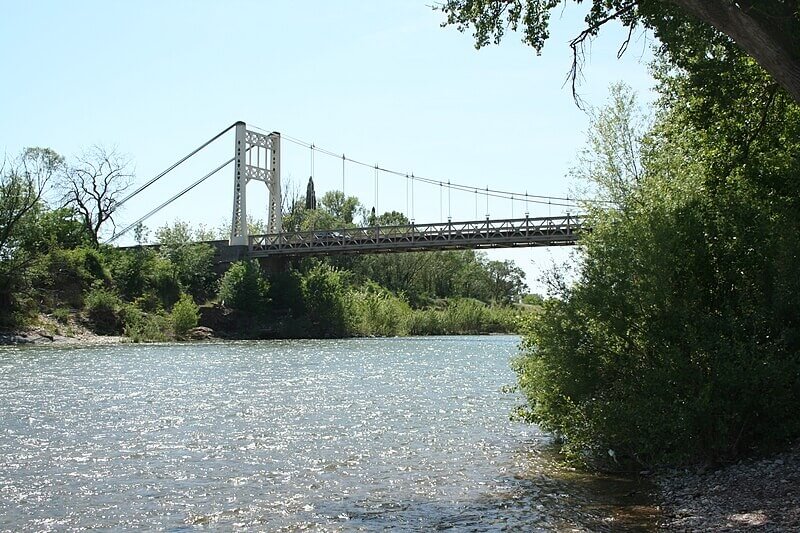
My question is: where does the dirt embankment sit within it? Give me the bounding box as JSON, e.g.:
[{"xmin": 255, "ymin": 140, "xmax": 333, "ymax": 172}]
[{"xmin": 0, "ymin": 314, "xmax": 123, "ymax": 346}]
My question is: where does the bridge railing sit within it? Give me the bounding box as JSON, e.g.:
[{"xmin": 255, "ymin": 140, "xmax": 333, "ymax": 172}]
[{"xmin": 248, "ymin": 215, "xmax": 582, "ymax": 255}]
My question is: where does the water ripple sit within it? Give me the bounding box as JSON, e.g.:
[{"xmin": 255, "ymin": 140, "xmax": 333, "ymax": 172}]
[{"xmin": 0, "ymin": 336, "xmax": 654, "ymax": 531}]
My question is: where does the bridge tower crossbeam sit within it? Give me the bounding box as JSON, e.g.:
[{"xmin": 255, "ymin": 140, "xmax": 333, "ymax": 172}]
[{"xmin": 230, "ymin": 121, "xmax": 282, "ymax": 245}]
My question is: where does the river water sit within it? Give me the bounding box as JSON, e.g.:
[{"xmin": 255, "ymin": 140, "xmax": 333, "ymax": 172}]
[{"xmin": 0, "ymin": 336, "xmax": 657, "ymax": 531}]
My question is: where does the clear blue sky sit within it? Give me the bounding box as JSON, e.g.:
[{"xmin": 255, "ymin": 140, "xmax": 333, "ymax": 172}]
[{"xmin": 1, "ymin": 1, "xmax": 655, "ymax": 292}]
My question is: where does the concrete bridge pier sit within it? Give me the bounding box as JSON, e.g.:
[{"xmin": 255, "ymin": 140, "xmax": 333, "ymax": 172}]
[
  {"xmin": 210, "ymin": 241, "xmax": 290, "ymax": 275},
  {"xmin": 257, "ymin": 255, "xmax": 290, "ymax": 274}
]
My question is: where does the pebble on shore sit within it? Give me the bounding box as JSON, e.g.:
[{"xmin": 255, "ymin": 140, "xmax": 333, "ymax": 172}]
[{"xmin": 656, "ymin": 443, "xmax": 800, "ymax": 531}]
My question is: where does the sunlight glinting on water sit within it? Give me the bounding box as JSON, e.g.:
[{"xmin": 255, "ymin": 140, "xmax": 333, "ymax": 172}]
[{"xmin": 0, "ymin": 337, "xmax": 649, "ymax": 531}]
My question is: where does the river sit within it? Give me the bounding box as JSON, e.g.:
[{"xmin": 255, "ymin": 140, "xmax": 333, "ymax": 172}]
[{"xmin": 0, "ymin": 336, "xmax": 657, "ymax": 531}]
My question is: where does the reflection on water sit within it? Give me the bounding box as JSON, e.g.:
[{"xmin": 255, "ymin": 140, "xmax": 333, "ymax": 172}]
[{"xmin": 0, "ymin": 336, "xmax": 657, "ymax": 531}]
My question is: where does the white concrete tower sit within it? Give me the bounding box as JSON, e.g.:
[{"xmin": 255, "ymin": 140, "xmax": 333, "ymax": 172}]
[{"xmin": 230, "ymin": 121, "xmax": 282, "ymax": 245}]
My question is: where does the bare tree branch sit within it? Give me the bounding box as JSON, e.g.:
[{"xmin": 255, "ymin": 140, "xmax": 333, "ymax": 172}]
[
  {"xmin": 567, "ymin": 3, "xmax": 637, "ymax": 108},
  {"xmin": 58, "ymin": 146, "xmax": 134, "ymax": 246}
]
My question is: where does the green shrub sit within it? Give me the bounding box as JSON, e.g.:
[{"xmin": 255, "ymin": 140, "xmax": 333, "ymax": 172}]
[
  {"xmin": 349, "ymin": 283, "xmax": 411, "ymax": 336},
  {"xmin": 167, "ymin": 243, "xmax": 218, "ymax": 302},
  {"xmin": 440, "ymin": 299, "xmax": 485, "ymax": 334},
  {"xmin": 150, "ymin": 257, "xmax": 181, "ymax": 309},
  {"xmin": 513, "ymin": 74, "xmax": 800, "ymax": 466},
  {"xmin": 84, "ymin": 286, "xmax": 124, "ymax": 334},
  {"xmin": 170, "ymin": 293, "xmax": 199, "ymax": 338},
  {"xmin": 268, "ymin": 269, "xmax": 305, "ymax": 316},
  {"xmin": 408, "ymin": 308, "xmax": 442, "ymax": 335},
  {"xmin": 39, "ymin": 246, "xmax": 109, "ymax": 308},
  {"xmin": 133, "ymin": 292, "xmax": 162, "ymax": 313},
  {"xmin": 122, "ymin": 304, "xmax": 169, "ymax": 342},
  {"xmin": 483, "ymin": 306, "xmax": 520, "ymax": 333},
  {"xmin": 218, "ymin": 260, "xmax": 270, "ymax": 313},
  {"xmin": 104, "ymin": 247, "xmax": 156, "ymax": 301},
  {"xmin": 52, "ymin": 308, "xmax": 71, "ymax": 324},
  {"xmin": 407, "ymin": 300, "xmax": 520, "ymax": 335},
  {"xmin": 301, "ymin": 264, "xmax": 349, "ymax": 337}
]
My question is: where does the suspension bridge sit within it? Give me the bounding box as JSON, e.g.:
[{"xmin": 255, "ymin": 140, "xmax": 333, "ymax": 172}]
[{"xmin": 109, "ymin": 121, "xmax": 586, "ymax": 261}]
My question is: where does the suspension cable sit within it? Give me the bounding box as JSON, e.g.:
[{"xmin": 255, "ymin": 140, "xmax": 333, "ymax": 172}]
[
  {"xmin": 115, "ymin": 122, "xmax": 239, "ymax": 210},
  {"xmin": 263, "ymin": 128, "xmax": 609, "ymax": 207},
  {"xmin": 106, "ymin": 157, "xmax": 234, "ymax": 244},
  {"xmin": 411, "ymin": 173, "xmax": 415, "ymax": 223},
  {"xmin": 310, "ymin": 144, "xmax": 315, "ymax": 180},
  {"xmin": 447, "ymin": 180, "xmax": 451, "ymax": 221},
  {"xmin": 525, "ymin": 190, "xmax": 530, "ymax": 217},
  {"xmin": 405, "ymin": 174, "xmax": 409, "ymax": 220},
  {"xmin": 439, "ymin": 182, "xmax": 443, "ymax": 221}
]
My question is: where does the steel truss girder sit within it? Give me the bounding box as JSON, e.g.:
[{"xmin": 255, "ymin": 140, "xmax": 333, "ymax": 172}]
[{"xmin": 247, "ymin": 215, "xmax": 583, "ymax": 257}]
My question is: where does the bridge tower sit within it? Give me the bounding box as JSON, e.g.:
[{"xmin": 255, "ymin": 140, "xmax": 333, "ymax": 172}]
[{"xmin": 230, "ymin": 121, "xmax": 282, "ymax": 246}]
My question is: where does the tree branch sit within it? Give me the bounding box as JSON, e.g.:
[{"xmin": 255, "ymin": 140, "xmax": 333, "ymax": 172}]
[{"xmin": 567, "ymin": 2, "xmax": 637, "ymax": 107}]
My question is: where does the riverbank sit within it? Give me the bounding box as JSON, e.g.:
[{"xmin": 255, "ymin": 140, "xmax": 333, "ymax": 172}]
[
  {"xmin": 0, "ymin": 315, "xmax": 124, "ymax": 346},
  {"xmin": 656, "ymin": 442, "xmax": 800, "ymax": 530},
  {"xmin": 0, "ymin": 330, "xmax": 123, "ymax": 345}
]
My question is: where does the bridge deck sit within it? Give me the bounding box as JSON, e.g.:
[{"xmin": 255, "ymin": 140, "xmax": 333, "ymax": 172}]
[{"xmin": 248, "ymin": 215, "xmax": 582, "ymax": 257}]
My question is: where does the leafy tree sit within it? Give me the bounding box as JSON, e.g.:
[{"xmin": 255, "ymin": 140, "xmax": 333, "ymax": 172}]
[
  {"xmin": 37, "ymin": 246, "xmax": 108, "ymax": 309},
  {"xmin": 155, "ymin": 220, "xmax": 217, "ymax": 301},
  {"xmin": 484, "ymin": 259, "xmax": 527, "ymax": 304},
  {"xmin": 58, "ymin": 146, "xmax": 133, "ymax": 246},
  {"xmin": 149, "ymin": 256, "xmax": 182, "ymax": 309},
  {"xmin": 301, "ymin": 263, "xmax": 349, "ymax": 337},
  {"xmin": 571, "ymin": 82, "xmax": 649, "ymax": 209},
  {"xmin": 439, "ymin": 0, "xmax": 800, "ymax": 104},
  {"xmin": 84, "ymin": 286, "xmax": 125, "ymax": 334},
  {"xmin": 170, "ymin": 293, "xmax": 199, "ymax": 338},
  {"xmin": 375, "ymin": 210, "xmax": 409, "ymax": 226},
  {"xmin": 521, "ymin": 293, "xmax": 545, "ymax": 306},
  {"xmin": 319, "ymin": 190, "xmax": 362, "ymax": 224},
  {"xmin": 267, "ymin": 269, "xmax": 306, "ymax": 316},
  {"xmin": 218, "ymin": 260, "xmax": 270, "ymax": 313},
  {"xmin": 155, "ymin": 220, "xmax": 194, "ymax": 246},
  {"xmin": 133, "ymin": 222, "xmax": 149, "ymax": 245},
  {"xmin": 0, "ymin": 148, "xmax": 63, "ymax": 321},
  {"xmin": 340, "ymin": 249, "xmax": 527, "ymax": 307},
  {"xmin": 514, "ymin": 64, "xmax": 800, "ymax": 466},
  {"xmin": 283, "ymin": 201, "xmax": 341, "ymax": 232},
  {"xmin": 193, "ymin": 223, "xmax": 217, "ymax": 242},
  {"xmin": 19, "ymin": 207, "xmax": 93, "ymax": 253},
  {"xmin": 104, "ymin": 246, "xmax": 157, "ymax": 302}
]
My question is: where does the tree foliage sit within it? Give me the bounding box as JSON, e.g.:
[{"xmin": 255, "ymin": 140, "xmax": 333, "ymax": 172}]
[
  {"xmin": 319, "ymin": 190, "xmax": 362, "ymax": 224},
  {"xmin": 514, "ymin": 62, "xmax": 800, "ymax": 466},
  {"xmin": 340, "ymin": 249, "xmax": 526, "ymax": 306},
  {"xmin": 0, "ymin": 148, "xmax": 63, "ymax": 320},
  {"xmin": 155, "ymin": 220, "xmax": 217, "ymax": 301},
  {"xmin": 218, "ymin": 260, "xmax": 270, "ymax": 314},
  {"xmin": 439, "ymin": 0, "xmax": 800, "ymax": 104},
  {"xmin": 571, "ymin": 82, "xmax": 648, "ymax": 209},
  {"xmin": 301, "ymin": 263, "xmax": 350, "ymax": 337},
  {"xmin": 170, "ymin": 293, "xmax": 199, "ymax": 338}
]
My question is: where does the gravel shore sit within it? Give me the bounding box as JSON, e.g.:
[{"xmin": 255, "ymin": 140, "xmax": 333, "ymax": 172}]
[
  {"xmin": 0, "ymin": 330, "xmax": 124, "ymax": 345},
  {"xmin": 656, "ymin": 443, "xmax": 800, "ymax": 531}
]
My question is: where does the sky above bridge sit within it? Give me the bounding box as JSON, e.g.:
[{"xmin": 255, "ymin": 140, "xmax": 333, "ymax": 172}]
[{"xmin": 1, "ymin": 1, "xmax": 655, "ymax": 293}]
